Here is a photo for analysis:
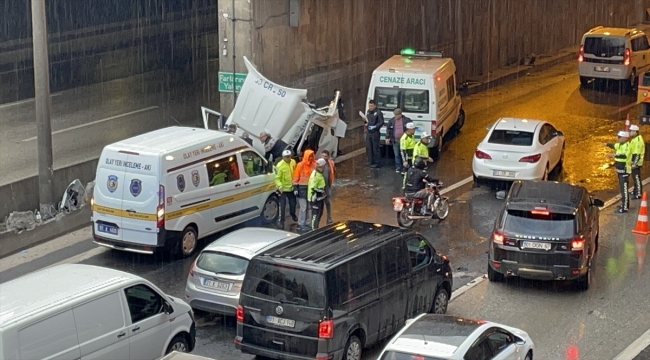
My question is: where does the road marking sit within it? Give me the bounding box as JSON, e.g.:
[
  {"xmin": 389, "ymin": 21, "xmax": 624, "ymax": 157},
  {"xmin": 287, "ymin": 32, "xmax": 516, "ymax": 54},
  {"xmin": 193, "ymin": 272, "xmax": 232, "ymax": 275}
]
[
  {"xmin": 440, "ymin": 176, "xmax": 473, "ymax": 195},
  {"xmin": 610, "ymin": 101, "xmax": 638, "ymax": 116},
  {"xmin": 0, "ymin": 93, "xmax": 62, "ymax": 110},
  {"xmin": 21, "ymin": 106, "xmax": 160, "ymax": 142},
  {"xmin": 450, "ymin": 275, "xmax": 486, "ymax": 302},
  {"xmin": 43, "ymin": 246, "xmax": 108, "ymax": 271},
  {"xmin": 613, "ymin": 327, "xmax": 650, "ymax": 360}
]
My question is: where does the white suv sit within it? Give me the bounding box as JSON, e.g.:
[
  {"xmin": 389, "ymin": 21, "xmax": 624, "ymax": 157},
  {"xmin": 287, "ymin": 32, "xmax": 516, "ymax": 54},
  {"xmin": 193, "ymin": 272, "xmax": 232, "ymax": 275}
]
[{"xmin": 578, "ymin": 26, "xmax": 650, "ymax": 90}]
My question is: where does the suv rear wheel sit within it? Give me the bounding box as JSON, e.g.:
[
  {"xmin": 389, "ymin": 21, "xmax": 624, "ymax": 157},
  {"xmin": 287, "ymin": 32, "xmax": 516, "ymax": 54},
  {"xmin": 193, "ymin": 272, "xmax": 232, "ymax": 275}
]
[
  {"xmin": 343, "ymin": 335, "xmax": 362, "ymax": 360},
  {"xmin": 576, "ymin": 264, "xmax": 591, "ymax": 291},
  {"xmin": 488, "ymin": 264, "xmax": 504, "ymax": 282}
]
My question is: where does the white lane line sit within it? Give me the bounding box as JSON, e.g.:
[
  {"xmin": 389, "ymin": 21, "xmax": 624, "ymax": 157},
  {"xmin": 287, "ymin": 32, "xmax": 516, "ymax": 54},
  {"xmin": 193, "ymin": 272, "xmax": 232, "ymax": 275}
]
[
  {"xmin": 441, "ymin": 176, "xmax": 473, "ymax": 195},
  {"xmin": 43, "ymin": 247, "xmax": 109, "ymax": 271},
  {"xmin": 613, "ymin": 327, "xmax": 650, "ymax": 360},
  {"xmin": 0, "ymin": 93, "xmax": 62, "ymax": 110},
  {"xmin": 21, "ymin": 106, "xmax": 159, "ymax": 142},
  {"xmin": 610, "ymin": 101, "xmax": 638, "ymax": 116},
  {"xmin": 450, "ymin": 275, "xmax": 486, "ymax": 302}
]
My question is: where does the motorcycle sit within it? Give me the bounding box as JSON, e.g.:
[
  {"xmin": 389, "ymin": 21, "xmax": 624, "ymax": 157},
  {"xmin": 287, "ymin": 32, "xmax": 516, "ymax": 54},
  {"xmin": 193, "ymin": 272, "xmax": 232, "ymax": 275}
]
[{"xmin": 392, "ymin": 181, "xmax": 450, "ymax": 228}]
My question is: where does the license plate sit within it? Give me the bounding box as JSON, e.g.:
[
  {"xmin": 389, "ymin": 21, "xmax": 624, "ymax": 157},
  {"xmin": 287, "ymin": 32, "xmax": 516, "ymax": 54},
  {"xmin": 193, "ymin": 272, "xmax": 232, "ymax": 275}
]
[
  {"xmin": 266, "ymin": 315, "xmax": 295, "ymax": 328},
  {"xmin": 522, "ymin": 241, "xmax": 551, "ymax": 250},
  {"xmin": 98, "ymin": 224, "xmax": 118, "ymax": 235},
  {"xmin": 493, "ymin": 170, "xmax": 515, "ymax": 177},
  {"xmin": 394, "ymin": 204, "xmax": 403, "ymax": 211},
  {"xmin": 202, "ymin": 279, "xmax": 231, "ymax": 291},
  {"xmin": 594, "ymin": 66, "xmax": 610, "ymax": 72}
]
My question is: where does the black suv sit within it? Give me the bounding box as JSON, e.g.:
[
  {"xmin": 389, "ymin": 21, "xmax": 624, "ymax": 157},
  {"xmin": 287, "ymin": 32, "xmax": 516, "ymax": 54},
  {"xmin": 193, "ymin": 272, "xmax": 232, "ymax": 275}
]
[
  {"xmin": 235, "ymin": 220, "xmax": 453, "ymax": 360},
  {"xmin": 488, "ymin": 180, "xmax": 604, "ymax": 290}
]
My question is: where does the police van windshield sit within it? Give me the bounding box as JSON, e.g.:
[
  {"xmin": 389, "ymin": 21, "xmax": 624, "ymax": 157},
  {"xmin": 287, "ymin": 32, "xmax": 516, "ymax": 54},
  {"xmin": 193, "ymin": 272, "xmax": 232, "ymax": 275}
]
[
  {"xmin": 374, "ymin": 88, "xmax": 429, "ymax": 114},
  {"xmin": 584, "ymin": 36, "xmax": 626, "ymax": 57}
]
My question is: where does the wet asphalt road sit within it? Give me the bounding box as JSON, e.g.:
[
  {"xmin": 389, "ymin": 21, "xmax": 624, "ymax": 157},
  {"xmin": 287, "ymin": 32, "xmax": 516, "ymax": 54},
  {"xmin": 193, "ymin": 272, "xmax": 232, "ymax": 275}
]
[{"xmin": 3, "ymin": 59, "xmax": 650, "ymax": 359}]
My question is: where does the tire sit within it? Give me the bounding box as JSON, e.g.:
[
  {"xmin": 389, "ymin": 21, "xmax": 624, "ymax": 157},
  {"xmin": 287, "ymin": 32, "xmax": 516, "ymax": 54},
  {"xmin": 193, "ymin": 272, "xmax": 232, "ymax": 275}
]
[
  {"xmin": 576, "ymin": 265, "xmax": 591, "ymax": 291},
  {"xmin": 487, "ymin": 264, "xmax": 504, "ymax": 282},
  {"xmin": 178, "ymin": 226, "xmax": 198, "ymax": 258},
  {"xmin": 397, "ymin": 210, "xmax": 415, "ymax": 228},
  {"xmin": 431, "ymin": 287, "xmax": 449, "ymax": 314},
  {"xmin": 595, "ymin": 233, "xmax": 599, "ymax": 253},
  {"xmin": 435, "ymin": 198, "xmax": 449, "ymax": 220},
  {"xmin": 525, "ymin": 351, "xmax": 533, "ymax": 360},
  {"xmin": 166, "ymin": 334, "xmax": 189, "ymax": 354},
  {"xmin": 628, "ymin": 71, "xmax": 638, "ymax": 92},
  {"xmin": 557, "ymin": 146, "xmax": 564, "ymax": 171},
  {"xmin": 579, "ymin": 76, "xmax": 590, "ymax": 87},
  {"xmin": 455, "ymin": 110, "xmax": 466, "ymax": 133},
  {"xmin": 343, "ymin": 335, "xmax": 362, "ymax": 360},
  {"xmin": 259, "ymin": 194, "xmax": 279, "ymax": 224},
  {"xmin": 432, "ymin": 133, "xmax": 443, "ymax": 160}
]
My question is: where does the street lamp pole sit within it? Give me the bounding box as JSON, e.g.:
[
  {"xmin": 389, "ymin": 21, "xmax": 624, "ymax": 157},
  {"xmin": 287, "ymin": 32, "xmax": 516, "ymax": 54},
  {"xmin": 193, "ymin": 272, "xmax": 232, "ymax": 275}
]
[{"xmin": 31, "ymin": 0, "xmax": 55, "ymax": 217}]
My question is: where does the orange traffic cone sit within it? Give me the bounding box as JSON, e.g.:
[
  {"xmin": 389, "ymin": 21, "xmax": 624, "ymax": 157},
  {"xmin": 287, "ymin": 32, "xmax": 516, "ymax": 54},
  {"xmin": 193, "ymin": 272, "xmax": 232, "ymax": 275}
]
[
  {"xmin": 625, "ymin": 114, "xmax": 631, "ymax": 132},
  {"xmin": 632, "ymin": 192, "xmax": 650, "ymax": 235}
]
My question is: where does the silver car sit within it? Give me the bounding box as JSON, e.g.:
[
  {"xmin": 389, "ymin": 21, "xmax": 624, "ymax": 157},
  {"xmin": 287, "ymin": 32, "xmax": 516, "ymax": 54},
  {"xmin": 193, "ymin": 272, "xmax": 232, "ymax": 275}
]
[{"xmin": 184, "ymin": 227, "xmax": 298, "ymax": 316}]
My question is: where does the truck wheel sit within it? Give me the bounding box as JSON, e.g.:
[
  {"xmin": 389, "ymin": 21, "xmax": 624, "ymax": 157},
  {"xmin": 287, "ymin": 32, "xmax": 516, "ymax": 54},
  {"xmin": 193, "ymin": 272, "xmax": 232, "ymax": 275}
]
[{"xmin": 260, "ymin": 194, "xmax": 279, "ymax": 224}]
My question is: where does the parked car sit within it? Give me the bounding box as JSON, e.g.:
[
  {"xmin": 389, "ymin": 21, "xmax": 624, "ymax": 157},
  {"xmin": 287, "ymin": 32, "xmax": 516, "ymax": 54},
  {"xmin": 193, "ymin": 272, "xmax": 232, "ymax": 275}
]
[
  {"xmin": 488, "ymin": 180, "xmax": 603, "ymax": 290},
  {"xmin": 473, "ymin": 118, "xmax": 565, "ymax": 184},
  {"xmin": 377, "ymin": 314, "xmax": 535, "ymax": 360},
  {"xmin": 185, "ymin": 228, "xmax": 298, "ymax": 316},
  {"xmin": 578, "ymin": 26, "xmax": 650, "ymax": 90},
  {"xmin": 235, "ymin": 220, "xmax": 453, "ymax": 360}
]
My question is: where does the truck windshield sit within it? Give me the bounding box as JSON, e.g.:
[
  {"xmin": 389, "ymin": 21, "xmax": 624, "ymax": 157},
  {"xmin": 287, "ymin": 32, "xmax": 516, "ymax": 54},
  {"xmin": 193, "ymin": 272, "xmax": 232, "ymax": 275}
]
[
  {"xmin": 374, "ymin": 88, "xmax": 430, "ymax": 114},
  {"xmin": 584, "ymin": 36, "xmax": 626, "ymax": 57}
]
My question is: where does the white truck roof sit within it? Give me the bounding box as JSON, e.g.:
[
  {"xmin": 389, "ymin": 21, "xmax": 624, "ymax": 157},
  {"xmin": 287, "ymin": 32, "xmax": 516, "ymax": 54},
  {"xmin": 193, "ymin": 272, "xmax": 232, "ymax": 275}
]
[
  {"xmin": 105, "ymin": 126, "xmax": 235, "ymax": 155},
  {"xmin": 0, "ymin": 264, "xmax": 139, "ymax": 328},
  {"xmin": 374, "ymin": 54, "xmax": 452, "ymax": 74}
]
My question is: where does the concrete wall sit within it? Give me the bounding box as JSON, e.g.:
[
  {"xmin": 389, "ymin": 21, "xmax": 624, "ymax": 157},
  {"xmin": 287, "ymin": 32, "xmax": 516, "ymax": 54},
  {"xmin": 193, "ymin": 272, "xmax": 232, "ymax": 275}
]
[
  {"xmin": 218, "ymin": 0, "xmax": 650, "ymax": 117},
  {"xmin": 0, "ymin": 158, "xmax": 99, "ymax": 221}
]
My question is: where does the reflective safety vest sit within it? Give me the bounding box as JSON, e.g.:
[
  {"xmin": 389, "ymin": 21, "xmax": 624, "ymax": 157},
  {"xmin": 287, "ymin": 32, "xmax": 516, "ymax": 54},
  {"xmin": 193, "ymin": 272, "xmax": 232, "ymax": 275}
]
[
  {"xmin": 412, "ymin": 141, "xmax": 429, "ymax": 160},
  {"xmin": 631, "ymin": 135, "xmax": 645, "ymax": 166},
  {"xmin": 614, "ymin": 142, "xmax": 632, "ymax": 173},
  {"xmin": 400, "ymin": 133, "xmax": 416, "ymax": 151}
]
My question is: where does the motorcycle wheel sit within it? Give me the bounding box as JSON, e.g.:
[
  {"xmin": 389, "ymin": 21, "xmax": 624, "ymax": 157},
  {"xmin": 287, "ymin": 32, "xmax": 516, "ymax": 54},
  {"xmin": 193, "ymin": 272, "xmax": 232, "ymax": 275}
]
[
  {"xmin": 397, "ymin": 210, "xmax": 415, "ymax": 228},
  {"xmin": 435, "ymin": 198, "xmax": 450, "ymax": 220}
]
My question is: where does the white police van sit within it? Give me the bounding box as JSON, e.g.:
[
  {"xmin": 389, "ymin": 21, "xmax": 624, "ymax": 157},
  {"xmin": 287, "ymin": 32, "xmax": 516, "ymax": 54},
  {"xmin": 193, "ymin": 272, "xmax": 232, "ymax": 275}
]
[
  {"xmin": 366, "ymin": 48, "xmax": 465, "ymax": 159},
  {"xmin": 91, "ymin": 126, "xmax": 278, "ymax": 257}
]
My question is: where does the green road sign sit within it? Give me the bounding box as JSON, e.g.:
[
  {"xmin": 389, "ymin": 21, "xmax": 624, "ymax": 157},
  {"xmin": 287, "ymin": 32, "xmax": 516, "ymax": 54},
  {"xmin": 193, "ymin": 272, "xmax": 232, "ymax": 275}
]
[{"xmin": 218, "ymin": 72, "xmax": 247, "ymax": 93}]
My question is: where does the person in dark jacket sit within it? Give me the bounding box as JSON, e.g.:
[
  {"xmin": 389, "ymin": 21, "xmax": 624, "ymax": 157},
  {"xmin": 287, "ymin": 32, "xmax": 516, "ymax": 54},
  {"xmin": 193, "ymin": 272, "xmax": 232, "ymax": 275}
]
[
  {"xmin": 403, "ymin": 158, "xmax": 440, "ymax": 215},
  {"xmin": 260, "ymin": 131, "xmax": 289, "ymax": 163},
  {"xmin": 365, "ymin": 100, "xmax": 384, "ymax": 168},
  {"xmin": 385, "ymin": 108, "xmax": 413, "ymax": 173}
]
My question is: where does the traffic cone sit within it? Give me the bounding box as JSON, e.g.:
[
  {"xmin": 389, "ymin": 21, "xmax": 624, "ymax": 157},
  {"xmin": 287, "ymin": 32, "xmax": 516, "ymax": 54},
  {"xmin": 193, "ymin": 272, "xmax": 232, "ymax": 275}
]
[
  {"xmin": 625, "ymin": 114, "xmax": 631, "ymax": 132},
  {"xmin": 632, "ymin": 192, "xmax": 650, "ymax": 235}
]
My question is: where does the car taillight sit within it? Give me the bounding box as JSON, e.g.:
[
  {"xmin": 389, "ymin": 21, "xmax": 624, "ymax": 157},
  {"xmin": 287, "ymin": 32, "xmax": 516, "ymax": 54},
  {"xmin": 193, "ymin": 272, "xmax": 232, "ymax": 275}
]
[
  {"xmin": 189, "ymin": 260, "xmax": 196, "ymax": 277},
  {"xmin": 493, "ymin": 231, "xmax": 504, "ymax": 244},
  {"xmin": 571, "ymin": 238, "xmax": 585, "ymax": 251},
  {"xmin": 519, "ymin": 153, "xmax": 541, "ymax": 163},
  {"xmin": 157, "ymin": 185, "xmax": 165, "ymax": 228},
  {"xmin": 578, "ymin": 45, "xmax": 584, "ymax": 62},
  {"xmin": 475, "ymin": 150, "xmax": 492, "ymax": 160},
  {"xmin": 318, "ymin": 319, "xmax": 334, "ymax": 339},
  {"xmin": 392, "ymin": 198, "xmax": 402, "ymax": 205},
  {"xmin": 236, "ymin": 305, "xmax": 244, "ymax": 322},
  {"xmin": 624, "ymin": 48, "xmax": 631, "ymax": 66}
]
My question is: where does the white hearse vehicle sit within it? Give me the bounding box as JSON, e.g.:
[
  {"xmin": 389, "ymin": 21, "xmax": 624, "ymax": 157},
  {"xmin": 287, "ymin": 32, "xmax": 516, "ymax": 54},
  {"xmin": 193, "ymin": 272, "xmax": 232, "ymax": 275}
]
[
  {"xmin": 366, "ymin": 48, "xmax": 465, "ymax": 159},
  {"xmin": 92, "ymin": 126, "xmax": 278, "ymax": 257},
  {"xmin": 0, "ymin": 264, "xmax": 195, "ymax": 360}
]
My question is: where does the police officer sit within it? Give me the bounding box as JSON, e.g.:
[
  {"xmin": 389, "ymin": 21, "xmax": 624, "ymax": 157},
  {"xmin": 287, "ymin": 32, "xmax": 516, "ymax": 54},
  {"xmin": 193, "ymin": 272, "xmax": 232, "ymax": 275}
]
[
  {"xmin": 308, "ymin": 158, "xmax": 328, "ymax": 230},
  {"xmin": 275, "ymin": 150, "xmax": 297, "ymax": 228},
  {"xmin": 629, "ymin": 124, "xmax": 645, "ymax": 199},
  {"xmin": 413, "ymin": 132, "xmax": 434, "ymax": 166},
  {"xmin": 605, "ymin": 130, "xmax": 633, "ymax": 213},
  {"xmin": 400, "ymin": 123, "xmax": 417, "ymax": 171}
]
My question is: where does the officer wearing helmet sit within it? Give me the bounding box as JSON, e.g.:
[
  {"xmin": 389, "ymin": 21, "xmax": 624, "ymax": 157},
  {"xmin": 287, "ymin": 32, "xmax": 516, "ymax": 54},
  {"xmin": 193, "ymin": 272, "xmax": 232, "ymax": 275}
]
[
  {"xmin": 629, "ymin": 124, "xmax": 645, "ymax": 199},
  {"xmin": 403, "ymin": 158, "xmax": 440, "ymax": 214},
  {"xmin": 604, "ymin": 130, "xmax": 633, "ymax": 213},
  {"xmin": 399, "ymin": 122, "xmax": 417, "ymax": 171},
  {"xmin": 413, "ymin": 132, "xmax": 434, "ymax": 165}
]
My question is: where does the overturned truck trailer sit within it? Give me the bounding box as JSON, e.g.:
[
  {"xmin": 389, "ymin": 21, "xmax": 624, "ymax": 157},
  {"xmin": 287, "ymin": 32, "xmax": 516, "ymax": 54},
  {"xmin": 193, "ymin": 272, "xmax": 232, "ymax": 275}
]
[{"xmin": 202, "ymin": 56, "xmax": 347, "ymax": 160}]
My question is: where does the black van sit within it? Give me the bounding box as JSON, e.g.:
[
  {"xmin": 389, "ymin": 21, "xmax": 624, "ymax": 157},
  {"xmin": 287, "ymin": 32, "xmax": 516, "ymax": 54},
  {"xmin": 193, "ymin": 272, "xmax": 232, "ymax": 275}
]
[{"xmin": 235, "ymin": 221, "xmax": 453, "ymax": 360}]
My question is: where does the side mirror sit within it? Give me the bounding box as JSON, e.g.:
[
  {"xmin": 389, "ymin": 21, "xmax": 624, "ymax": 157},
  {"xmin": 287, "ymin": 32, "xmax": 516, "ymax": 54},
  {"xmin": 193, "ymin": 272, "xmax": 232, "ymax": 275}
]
[
  {"xmin": 496, "ymin": 190, "xmax": 507, "ymax": 200},
  {"xmin": 164, "ymin": 301, "xmax": 174, "ymax": 314},
  {"xmin": 555, "ymin": 130, "xmax": 564, "ymax": 137},
  {"xmin": 592, "ymin": 198, "xmax": 605, "ymax": 207}
]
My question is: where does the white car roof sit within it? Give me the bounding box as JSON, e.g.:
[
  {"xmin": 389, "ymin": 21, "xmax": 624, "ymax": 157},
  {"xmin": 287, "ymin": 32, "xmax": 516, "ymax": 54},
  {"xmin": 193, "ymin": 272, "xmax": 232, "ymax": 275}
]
[
  {"xmin": 202, "ymin": 228, "xmax": 298, "ymax": 259},
  {"xmin": 0, "ymin": 264, "xmax": 139, "ymax": 328},
  {"xmin": 492, "ymin": 117, "xmax": 545, "ymax": 133}
]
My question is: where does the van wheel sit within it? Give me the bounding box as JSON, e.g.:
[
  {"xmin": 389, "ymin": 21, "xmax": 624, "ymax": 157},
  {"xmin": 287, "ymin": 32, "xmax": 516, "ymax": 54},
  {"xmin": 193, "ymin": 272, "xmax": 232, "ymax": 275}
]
[
  {"xmin": 431, "ymin": 287, "xmax": 449, "ymax": 314},
  {"xmin": 166, "ymin": 334, "xmax": 189, "ymax": 354},
  {"xmin": 629, "ymin": 71, "xmax": 638, "ymax": 92},
  {"xmin": 432, "ymin": 133, "xmax": 443, "ymax": 160},
  {"xmin": 260, "ymin": 194, "xmax": 279, "ymax": 224},
  {"xmin": 455, "ymin": 110, "xmax": 466, "ymax": 133},
  {"xmin": 343, "ymin": 335, "xmax": 362, "ymax": 360},
  {"xmin": 178, "ymin": 226, "xmax": 198, "ymax": 258}
]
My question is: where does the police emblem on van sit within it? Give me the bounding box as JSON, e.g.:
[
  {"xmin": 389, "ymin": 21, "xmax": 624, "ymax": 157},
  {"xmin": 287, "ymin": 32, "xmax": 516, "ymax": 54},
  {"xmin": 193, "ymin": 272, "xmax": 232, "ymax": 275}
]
[
  {"xmin": 191, "ymin": 170, "xmax": 200, "ymax": 187},
  {"xmin": 107, "ymin": 175, "xmax": 118, "ymax": 193},
  {"xmin": 130, "ymin": 179, "xmax": 142, "ymax": 197},
  {"xmin": 177, "ymin": 174, "xmax": 186, "ymax": 192}
]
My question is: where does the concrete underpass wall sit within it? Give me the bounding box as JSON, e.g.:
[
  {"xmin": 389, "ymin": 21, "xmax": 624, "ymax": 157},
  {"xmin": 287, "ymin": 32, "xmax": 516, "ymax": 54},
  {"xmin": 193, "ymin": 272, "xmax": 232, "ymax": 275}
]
[{"xmin": 243, "ymin": 0, "xmax": 650, "ymax": 117}]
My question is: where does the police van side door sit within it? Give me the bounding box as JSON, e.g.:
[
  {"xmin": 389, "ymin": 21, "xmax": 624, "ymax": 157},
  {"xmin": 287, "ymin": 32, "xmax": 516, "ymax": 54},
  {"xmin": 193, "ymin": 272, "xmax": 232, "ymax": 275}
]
[
  {"xmin": 205, "ymin": 154, "xmax": 244, "ymax": 229},
  {"xmin": 238, "ymin": 150, "xmax": 275, "ymax": 223}
]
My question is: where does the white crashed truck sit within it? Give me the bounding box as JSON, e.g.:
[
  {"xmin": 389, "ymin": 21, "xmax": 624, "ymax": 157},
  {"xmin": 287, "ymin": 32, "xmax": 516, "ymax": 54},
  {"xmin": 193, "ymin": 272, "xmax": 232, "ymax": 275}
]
[{"xmin": 202, "ymin": 56, "xmax": 347, "ymax": 161}]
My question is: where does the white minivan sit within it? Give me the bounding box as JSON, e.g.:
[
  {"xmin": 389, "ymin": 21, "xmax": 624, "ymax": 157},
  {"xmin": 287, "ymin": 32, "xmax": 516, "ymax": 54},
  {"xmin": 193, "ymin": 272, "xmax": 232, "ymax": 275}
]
[
  {"xmin": 0, "ymin": 264, "xmax": 196, "ymax": 360},
  {"xmin": 366, "ymin": 48, "xmax": 465, "ymax": 159},
  {"xmin": 92, "ymin": 126, "xmax": 278, "ymax": 257}
]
